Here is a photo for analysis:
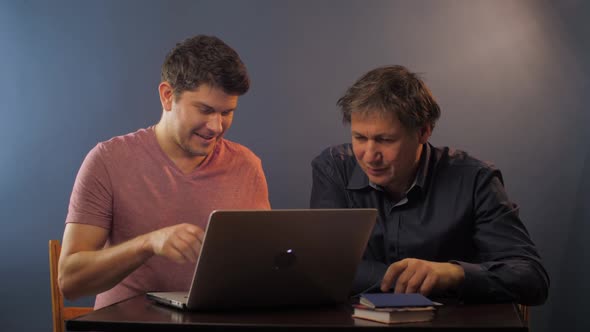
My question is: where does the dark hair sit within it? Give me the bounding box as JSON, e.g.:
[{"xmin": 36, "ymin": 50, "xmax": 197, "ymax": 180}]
[
  {"xmin": 337, "ymin": 65, "xmax": 441, "ymax": 131},
  {"xmin": 161, "ymin": 35, "xmax": 249, "ymax": 97}
]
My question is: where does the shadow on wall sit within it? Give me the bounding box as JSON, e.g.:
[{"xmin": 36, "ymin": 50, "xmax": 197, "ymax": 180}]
[{"xmin": 549, "ymin": 145, "xmax": 590, "ymax": 332}]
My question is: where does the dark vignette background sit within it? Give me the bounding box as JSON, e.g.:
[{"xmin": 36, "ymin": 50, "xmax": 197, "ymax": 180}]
[{"xmin": 1, "ymin": 1, "xmax": 588, "ymax": 331}]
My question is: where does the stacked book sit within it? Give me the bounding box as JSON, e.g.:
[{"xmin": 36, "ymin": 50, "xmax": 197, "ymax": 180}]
[{"xmin": 352, "ymin": 293, "xmax": 436, "ymax": 324}]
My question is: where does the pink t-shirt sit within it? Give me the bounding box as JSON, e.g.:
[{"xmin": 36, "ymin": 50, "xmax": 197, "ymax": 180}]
[{"xmin": 65, "ymin": 127, "xmax": 270, "ymax": 309}]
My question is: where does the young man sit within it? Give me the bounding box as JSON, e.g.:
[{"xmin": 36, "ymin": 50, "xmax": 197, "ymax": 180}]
[
  {"xmin": 310, "ymin": 65, "xmax": 549, "ymax": 305},
  {"xmin": 59, "ymin": 35, "xmax": 270, "ymax": 309}
]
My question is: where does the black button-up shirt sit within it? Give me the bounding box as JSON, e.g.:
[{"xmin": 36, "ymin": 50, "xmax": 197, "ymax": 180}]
[{"xmin": 310, "ymin": 143, "xmax": 549, "ymax": 305}]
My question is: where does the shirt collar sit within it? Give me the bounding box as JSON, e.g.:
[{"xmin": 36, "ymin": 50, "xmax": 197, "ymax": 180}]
[{"xmin": 413, "ymin": 143, "xmax": 430, "ymax": 193}]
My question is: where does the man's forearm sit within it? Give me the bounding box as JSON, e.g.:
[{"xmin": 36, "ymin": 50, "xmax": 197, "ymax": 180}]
[
  {"xmin": 456, "ymin": 259, "xmax": 549, "ymax": 305},
  {"xmin": 59, "ymin": 234, "xmax": 154, "ymax": 300}
]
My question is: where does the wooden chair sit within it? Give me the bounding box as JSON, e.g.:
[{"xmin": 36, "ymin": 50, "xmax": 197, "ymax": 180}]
[
  {"xmin": 518, "ymin": 304, "xmax": 529, "ymax": 323},
  {"xmin": 49, "ymin": 240, "xmax": 93, "ymax": 332}
]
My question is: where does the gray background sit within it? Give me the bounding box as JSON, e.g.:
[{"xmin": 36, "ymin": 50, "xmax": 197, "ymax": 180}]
[{"xmin": 1, "ymin": 0, "xmax": 588, "ymax": 331}]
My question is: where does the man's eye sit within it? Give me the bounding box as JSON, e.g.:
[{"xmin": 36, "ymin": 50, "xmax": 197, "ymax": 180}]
[
  {"xmin": 377, "ymin": 138, "xmax": 394, "ymax": 143},
  {"xmin": 221, "ymin": 111, "xmax": 233, "ymax": 116},
  {"xmin": 353, "ymin": 136, "xmax": 367, "ymax": 141}
]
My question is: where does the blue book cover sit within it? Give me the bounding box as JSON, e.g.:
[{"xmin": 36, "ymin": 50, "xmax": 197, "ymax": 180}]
[{"xmin": 360, "ymin": 293, "xmax": 434, "ymax": 308}]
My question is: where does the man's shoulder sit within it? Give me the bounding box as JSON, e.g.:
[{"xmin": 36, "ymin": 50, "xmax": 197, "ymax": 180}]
[
  {"xmin": 311, "ymin": 144, "xmax": 358, "ymax": 182},
  {"xmin": 89, "ymin": 127, "xmax": 152, "ymax": 160},
  {"xmin": 218, "ymin": 138, "xmax": 262, "ymax": 164},
  {"xmin": 432, "ymin": 145, "xmax": 497, "ymax": 173},
  {"xmin": 313, "ymin": 143, "xmax": 356, "ymax": 164},
  {"xmin": 100, "ymin": 127, "xmax": 151, "ymax": 147}
]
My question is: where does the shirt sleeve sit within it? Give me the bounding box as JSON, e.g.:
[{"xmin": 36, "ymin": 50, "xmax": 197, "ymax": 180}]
[
  {"xmin": 453, "ymin": 167, "xmax": 550, "ymax": 305},
  {"xmin": 252, "ymin": 159, "xmax": 271, "ymax": 209},
  {"xmin": 65, "ymin": 143, "xmax": 113, "ymax": 229},
  {"xmin": 310, "ymin": 151, "xmax": 389, "ymax": 296}
]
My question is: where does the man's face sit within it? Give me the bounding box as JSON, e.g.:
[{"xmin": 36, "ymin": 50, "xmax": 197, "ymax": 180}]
[
  {"xmin": 351, "ymin": 111, "xmax": 430, "ymax": 194},
  {"xmin": 166, "ymin": 84, "xmax": 238, "ymax": 158}
]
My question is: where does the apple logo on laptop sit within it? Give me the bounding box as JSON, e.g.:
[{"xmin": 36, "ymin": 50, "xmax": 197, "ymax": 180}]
[{"xmin": 273, "ymin": 249, "xmax": 296, "ymax": 270}]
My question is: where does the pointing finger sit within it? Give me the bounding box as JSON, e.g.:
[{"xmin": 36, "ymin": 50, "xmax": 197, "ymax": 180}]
[{"xmin": 381, "ymin": 259, "xmax": 408, "ymax": 292}]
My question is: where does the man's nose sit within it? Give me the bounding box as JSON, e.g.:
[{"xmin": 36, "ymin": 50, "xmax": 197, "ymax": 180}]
[
  {"xmin": 206, "ymin": 113, "xmax": 223, "ymax": 134},
  {"xmin": 364, "ymin": 141, "xmax": 382, "ymax": 164}
]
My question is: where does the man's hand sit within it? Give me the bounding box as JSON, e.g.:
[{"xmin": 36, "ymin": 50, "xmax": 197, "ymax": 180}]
[
  {"xmin": 59, "ymin": 222, "xmax": 205, "ymax": 300},
  {"xmin": 146, "ymin": 223, "xmax": 205, "ymax": 264},
  {"xmin": 380, "ymin": 258, "xmax": 465, "ymax": 295}
]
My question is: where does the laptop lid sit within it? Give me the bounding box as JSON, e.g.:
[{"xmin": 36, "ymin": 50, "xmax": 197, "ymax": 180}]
[{"xmin": 179, "ymin": 208, "xmax": 377, "ymax": 310}]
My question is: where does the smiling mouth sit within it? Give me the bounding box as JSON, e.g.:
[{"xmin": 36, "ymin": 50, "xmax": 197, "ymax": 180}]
[
  {"xmin": 194, "ymin": 132, "xmax": 215, "ymax": 141},
  {"xmin": 366, "ymin": 167, "xmax": 387, "ymax": 175}
]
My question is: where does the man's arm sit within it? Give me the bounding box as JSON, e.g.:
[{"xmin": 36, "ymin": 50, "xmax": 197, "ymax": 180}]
[
  {"xmin": 381, "ymin": 168, "xmax": 549, "ymax": 305},
  {"xmin": 451, "ymin": 168, "xmax": 550, "ymax": 305},
  {"xmin": 59, "ymin": 222, "xmax": 204, "ymax": 300},
  {"xmin": 60, "ymin": 142, "xmax": 206, "ymax": 300},
  {"xmin": 380, "ymin": 258, "xmax": 465, "ymax": 295}
]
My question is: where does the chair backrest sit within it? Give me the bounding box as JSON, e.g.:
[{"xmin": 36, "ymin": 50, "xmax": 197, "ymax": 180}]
[
  {"xmin": 518, "ymin": 304, "xmax": 529, "ymax": 323},
  {"xmin": 49, "ymin": 240, "xmax": 93, "ymax": 332}
]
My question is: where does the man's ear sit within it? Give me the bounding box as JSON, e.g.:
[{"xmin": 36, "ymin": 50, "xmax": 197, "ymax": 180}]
[
  {"xmin": 158, "ymin": 82, "xmax": 174, "ymax": 111},
  {"xmin": 418, "ymin": 124, "xmax": 433, "ymax": 144}
]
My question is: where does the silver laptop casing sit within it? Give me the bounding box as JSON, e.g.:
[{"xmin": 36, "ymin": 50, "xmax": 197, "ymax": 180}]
[{"xmin": 148, "ymin": 208, "xmax": 377, "ymax": 310}]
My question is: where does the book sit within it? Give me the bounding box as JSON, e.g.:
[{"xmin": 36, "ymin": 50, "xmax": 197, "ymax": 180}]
[
  {"xmin": 352, "ymin": 304, "xmax": 435, "ymax": 324},
  {"xmin": 359, "ymin": 293, "xmax": 434, "ymax": 308},
  {"xmin": 352, "ymin": 293, "xmax": 436, "ymax": 324}
]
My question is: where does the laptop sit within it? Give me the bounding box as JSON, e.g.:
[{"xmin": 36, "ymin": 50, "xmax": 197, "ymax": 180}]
[{"xmin": 147, "ymin": 208, "xmax": 377, "ymax": 310}]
